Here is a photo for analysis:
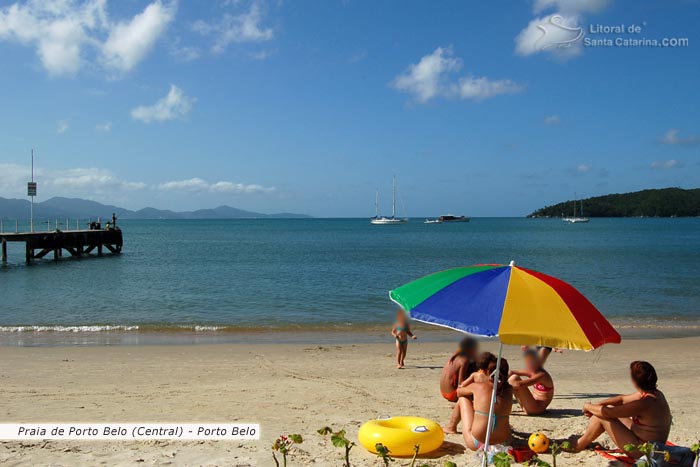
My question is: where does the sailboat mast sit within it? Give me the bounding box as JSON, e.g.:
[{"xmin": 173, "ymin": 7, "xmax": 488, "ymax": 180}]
[
  {"xmin": 573, "ymin": 192, "xmax": 577, "ymax": 217},
  {"xmin": 375, "ymin": 190, "xmax": 379, "ymax": 217},
  {"xmin": 392, "ymin": 176, "xmax": 396, "ymax": 218}
]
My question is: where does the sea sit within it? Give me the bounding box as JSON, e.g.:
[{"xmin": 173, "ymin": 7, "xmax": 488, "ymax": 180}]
[{"xmin": 1, "ymin": 218, "xmax": 698, "ymax": 346}]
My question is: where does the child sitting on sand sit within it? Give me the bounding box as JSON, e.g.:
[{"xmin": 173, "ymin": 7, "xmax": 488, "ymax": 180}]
[
  {"xmin": 391, "ymin": 310, "xmax": 416, "ymax": 369},
  {"xmin": 440, "ymin": 337, "xmax": 479, "ymax": 402},
  {"xmin": 508, "ymin": 348, "xmax": 555, "ymax": 415},
  {"xmin": 444, "ymin": 351, "xmax": 497, "ymax": 434}
]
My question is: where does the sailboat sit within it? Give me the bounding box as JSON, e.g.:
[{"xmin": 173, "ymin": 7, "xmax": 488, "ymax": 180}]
[
  {"xmin": 371, "ymin": 176, "xmax": 408, "ymax": 225},
  {"xmin": 563, "ymin": 193, "xmax": 590, "ymax": 223}
]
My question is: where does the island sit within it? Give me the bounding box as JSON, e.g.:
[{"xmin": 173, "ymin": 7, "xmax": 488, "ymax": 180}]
[{"xmin": 528, "ymin": 188, "xmax": 700, "ymax": 218}]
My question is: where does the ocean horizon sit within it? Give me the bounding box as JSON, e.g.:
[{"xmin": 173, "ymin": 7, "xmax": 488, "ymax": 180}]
[{"xmin": 1, "ymin": 217, "xmax": 698, "ymax": 346}]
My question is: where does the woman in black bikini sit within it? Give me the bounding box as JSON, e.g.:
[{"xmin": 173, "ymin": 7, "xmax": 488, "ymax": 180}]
[{"xmin": 572, "ymin": 361, "xmax": 672, "ymax": 457}]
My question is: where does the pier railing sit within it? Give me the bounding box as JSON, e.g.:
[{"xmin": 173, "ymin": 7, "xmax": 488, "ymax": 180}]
[{"xmin": 0, "ymin": 218, "xmax": 110, "ymax": 234}]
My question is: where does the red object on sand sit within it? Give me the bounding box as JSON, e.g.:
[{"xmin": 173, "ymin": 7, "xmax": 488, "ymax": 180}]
[{"xmin": 509, "ymin": 446, "xmax": 536, "ymax": 463}]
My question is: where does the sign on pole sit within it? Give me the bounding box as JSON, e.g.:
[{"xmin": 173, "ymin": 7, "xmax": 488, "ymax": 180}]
[{"xmin": 27, "ymin": 182, "xmax": 37, "ymax": 197}]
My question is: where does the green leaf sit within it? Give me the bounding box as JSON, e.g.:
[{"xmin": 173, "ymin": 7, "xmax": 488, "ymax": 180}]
[
  {"xmin": 317, "ymin": 426, "xmax": 333, "ymax": 435},
  {"xmin": 331, "ymin": 434, "xmax": 348, "ymax": 448},
  {"xmin": 289, "ymin": 434, "xmax": 303, "ymax": 444},
  {"xmin": 691, "ymin": 443, "xmax": 699, "ymax": 453},
  {"xmin": 624, "ymin": 443, "xmax": 638, "ymax": 452},
  {"xmin": 443, "ymin": 462, "xmax": 458, "ymax": 467}
]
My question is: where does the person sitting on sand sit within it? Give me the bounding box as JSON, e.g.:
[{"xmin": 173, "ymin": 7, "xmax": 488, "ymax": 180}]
[
  {"xmin": 440, "ymin": 337, "xmax": 479, "ymax": 402},
  {"xmin": 391, "ymin": 310, "xmax": 416, "ymax": 369},
  {"xmin": 572, "ymin": 361, "xmax": 672, "ymax": 456},
  {"xmin": 444, "ymin": 351, "xmax": 497, "ymax": 434},
  {"xmin": 508, "ymin": 348, "xmax": 555, "ymax": 415},
  {"xmin": 447, "ymin": 354, "xmax": 513, "ymax": 451}
]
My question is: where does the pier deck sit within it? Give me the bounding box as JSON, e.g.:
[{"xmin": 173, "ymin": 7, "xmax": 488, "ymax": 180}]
[{"xmin": 0, "ymin": 228, "xmax": 123, "ymax": 263}]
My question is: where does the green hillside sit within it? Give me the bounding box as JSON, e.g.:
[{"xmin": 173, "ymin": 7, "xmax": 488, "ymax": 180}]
[{"xmin": 528, "ymin": 188, "xmax": 700, "ymax": 218}]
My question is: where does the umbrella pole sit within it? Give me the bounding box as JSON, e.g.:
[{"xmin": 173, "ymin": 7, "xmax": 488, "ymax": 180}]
[{"xmin": 481, "ymin": 342, "xmax": 503, "ymax": 467}]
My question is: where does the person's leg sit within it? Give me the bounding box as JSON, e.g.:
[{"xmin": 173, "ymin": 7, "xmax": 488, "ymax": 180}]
[
  {"xmin": 574, "ymin": 416, "xmax": 640, "ymax": 453},
  {"xmin": 395, "ymin": 340, "xmax": 402, "ymax": 368},
  {"xmin": 573, "ymin": 416, "xmax": 606, "ymax": 452},
  {"xmin": 509, "ymin": 376, "xmax": 547, "ymax": 415},
  {"xmin": 399, "ymin": 342, "xmax": 407, "ymax": 367},
  {"xmin": 444, "ymin": 403, "xmax": 462, "ymax": 434},
  {"xmin": 459, "ymin": 397, "xmax": 478, "ymax": 450}
]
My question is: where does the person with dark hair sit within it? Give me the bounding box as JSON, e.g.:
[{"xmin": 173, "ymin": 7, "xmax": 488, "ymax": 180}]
[
  {"xmin": 508, "ymin": 348, "xmax": 555, "ymax": 415},
  {"xmin": 572, "ymin": 361, "xmax": 672, "ymax": 455},
  {"xmin": 440, "ymin": 337, "xmax": 479, "ymax": 402},
  {"xmin": 449, "ymin": 355, "xmax": 513, "ymax": 450}
]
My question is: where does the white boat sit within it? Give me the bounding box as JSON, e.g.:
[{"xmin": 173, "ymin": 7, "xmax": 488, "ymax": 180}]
[
  {"xmin": 563, "ymin": 193, "xmax": 590, "ymax": 223},
  {"xmin": 371, "ymin": 176, "xmax": 408, "ymax": 225},
  {"xmin": 424, "ymin": 219, "xmax": 441, "ymax": 224}
]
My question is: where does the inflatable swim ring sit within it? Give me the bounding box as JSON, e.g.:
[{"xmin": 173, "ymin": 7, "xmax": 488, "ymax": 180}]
[{"xmin": 358, "ymin": 416, "xmax": 444, "ymax": 457}]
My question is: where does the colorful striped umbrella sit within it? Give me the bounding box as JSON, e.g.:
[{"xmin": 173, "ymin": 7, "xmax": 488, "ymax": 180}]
[
  {"xmin": 389, "ymin": 261, "xmax": 621, "ymax": 466},
  {"xmin": 389, "ymin": 262, "xmax": 620, "ymax": 351}
]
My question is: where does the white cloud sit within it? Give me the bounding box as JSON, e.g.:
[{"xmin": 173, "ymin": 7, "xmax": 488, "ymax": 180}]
[
  {"xmin": 659, "ymin": 129, "xmax": 700, "ymax": 146},
  {"xmin": 391, "ymin": 47, "xmax": 522, "ymax": 103},
  {"xmin": 0, "ymin": 1, "xmax": 174, "ymax": 77},
  {"xmin": 456, "ymin": 76, "xmax": 522, "ymax": 101},
  {"xmin": 0, "ymin": 163, "xmax": 145, "ymax": 196},
  {"xmin": 95, "ymin": 122, "xmax": 111, "ymax": 132},
  {"xmin": 159, "ymin": 177, "xmax": 275, "ymax": 194},
  {"xmin": 57, "ymin": 120, "xmax": 69, "ymax": 134},
  {"xmin": 515, "ymin": 0, "xmax": 611, "ymax": 60},
  {"xmin": 101, "ymin": 1, "xmax": 176, "ymax": 73},
  {"xmin": 131, "ymin": 85, "xmax": 195, "ymax": 123},
  {"xmin": 249, "ymin": 48, "xmax": 275, "ymax": 61},
  {"xmin": 392, "ymin": 47, "xmax": 461, "ymax": 103},
  {"xmin": 193, "ymin": 2, "xmax": 273, "ymax": 54},
  {"xmin": 650, "ymin": 159, "xmax": 680, "ymax": 170},
  {"xmin": 577, "ymin": 164, "xmax": 591, "ymax": 173},
  {"xmin": 515, "ymin": 14, "xmax": 584, "ymax": 60},
  {"xmin": 544, "ymin": 115, "xmax": 561, "ymax": 125}
]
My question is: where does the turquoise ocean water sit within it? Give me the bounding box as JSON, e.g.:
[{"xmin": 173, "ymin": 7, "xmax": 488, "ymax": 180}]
[{"xmin": 1, "ymin": 218, "xmax": 698, "ymax": 345}]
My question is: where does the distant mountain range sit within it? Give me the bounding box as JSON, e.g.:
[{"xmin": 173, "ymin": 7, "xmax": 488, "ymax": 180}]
[
  {"xmin": 528, "ymin": 188, "xmax": 700, "ymax": 218},
  {"xmin": 0, "ymin": 196, "xmax": 311, "ymax": 220}
]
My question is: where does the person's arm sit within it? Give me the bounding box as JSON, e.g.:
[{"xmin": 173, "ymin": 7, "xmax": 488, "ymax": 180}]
[
  {"xmin": 459, "ymin": 373, "xmax": 476, "ymax": 388},
  {"xmin": 391, "ymin": 324, "xmax": 398, "ymax": 337},
  {"xmin": 510, "ymin": 370, "xmax": 531, "ymax": 378},
  {"xmin": 511, "ymin": 371, "xmax": 547, "ymax": 388},
  {"xmin": 596, "ymin": 392, "xmax": 638, "ymax": 407},
  {"xmin": 457, "ymin": 363, "xmax": 468, "ymax": 386},
  {"xmin": 457, "ymin": 382, "xmax": 477, "ymax": 398},
  {"xmin": 406, "ymin": 324, "xmax": 416, "ymax": 339},
  {"xmin": 585, "ymin": 398, "xmax": 650, "ymax": 419}
]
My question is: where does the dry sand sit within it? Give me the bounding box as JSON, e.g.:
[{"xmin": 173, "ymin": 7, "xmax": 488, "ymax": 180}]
[{"xmin": 0, "ymin": 337, "xmax": 698, "ymax": 466}]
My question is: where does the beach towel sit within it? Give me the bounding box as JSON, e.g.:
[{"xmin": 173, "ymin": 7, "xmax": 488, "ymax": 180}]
[{"xmin": 595, "ymin": 443, "xmax": 695, "ymax": 467}]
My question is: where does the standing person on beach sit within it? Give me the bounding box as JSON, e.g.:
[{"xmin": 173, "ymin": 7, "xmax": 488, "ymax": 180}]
[
  {"xmin": 508, "ymin": 348, "xmax": 555, "ymax": 415},
  {"xmin": 439, "ymin": 337, "xmax": 479, "ymax": 402},
  {"xmin": 572, "ymin": 361, "xmax": 672, "ymax": 456},
  {"xmin": 391, "ymin": 310, "xmax": 416, "ymax": 369}
]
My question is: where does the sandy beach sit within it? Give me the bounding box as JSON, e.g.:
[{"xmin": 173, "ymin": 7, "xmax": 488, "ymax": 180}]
[{"xmin": 0, "ymin": 336, "xmax": 697, "ymax": 466}]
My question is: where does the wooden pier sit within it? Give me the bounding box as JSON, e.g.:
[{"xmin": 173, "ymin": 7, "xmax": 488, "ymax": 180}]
[{"xmin": 0, "ymin": 228, "xmax": 122, "ymax": 264}]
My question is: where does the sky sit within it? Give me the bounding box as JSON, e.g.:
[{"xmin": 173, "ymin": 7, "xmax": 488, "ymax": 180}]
[{"xmin": 0, "ymin": 0, "xmax": 698, "ymax": 217}]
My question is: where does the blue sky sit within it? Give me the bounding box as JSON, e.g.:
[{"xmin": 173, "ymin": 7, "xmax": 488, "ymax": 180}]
[{"xmin": 0, "ymin": 0, "xmax": 698, "ymax": 217}]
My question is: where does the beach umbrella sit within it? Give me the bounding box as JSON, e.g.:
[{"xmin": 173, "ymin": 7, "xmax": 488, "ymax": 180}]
[{"xmin": 389, "ymin": 261, "xmax": 621, "ymax": 466}]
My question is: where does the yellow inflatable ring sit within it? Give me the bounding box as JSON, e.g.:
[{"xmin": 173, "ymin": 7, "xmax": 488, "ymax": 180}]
[{"xmin": 358, "ymin": 416, "xmax": 444, "ymax": 457}]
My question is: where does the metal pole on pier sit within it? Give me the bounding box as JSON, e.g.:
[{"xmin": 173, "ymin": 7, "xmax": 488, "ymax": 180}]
[{"xmin": 28, "ymin": 149, "xmax": 37, "ymax": 233}]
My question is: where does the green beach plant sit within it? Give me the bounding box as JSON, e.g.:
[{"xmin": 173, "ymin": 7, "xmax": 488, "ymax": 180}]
[
  {"xmin": 443, "ymin": 462, "xmax": 457, "ymax": 467},
  {"xmin": 691, "ymin": 442, "xmax": 699, "ymax": 466},
  {"xmin": 317, "ymin": 426, "xmax": 356, "ymax": 467},
  {"xmin": 272, "ymin": 434, "xmax": 303, "ymax": 467},
  {"xmin": 409, "ymin": 444, "xmax": 420, "ymax": 467},
  {"xmin": 374, "ymin": 443, "xmax": 394, "ymax": 466},
  {"xmin": 493, "ymin": 451, "xmax": 515, "ymax": 467}
]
